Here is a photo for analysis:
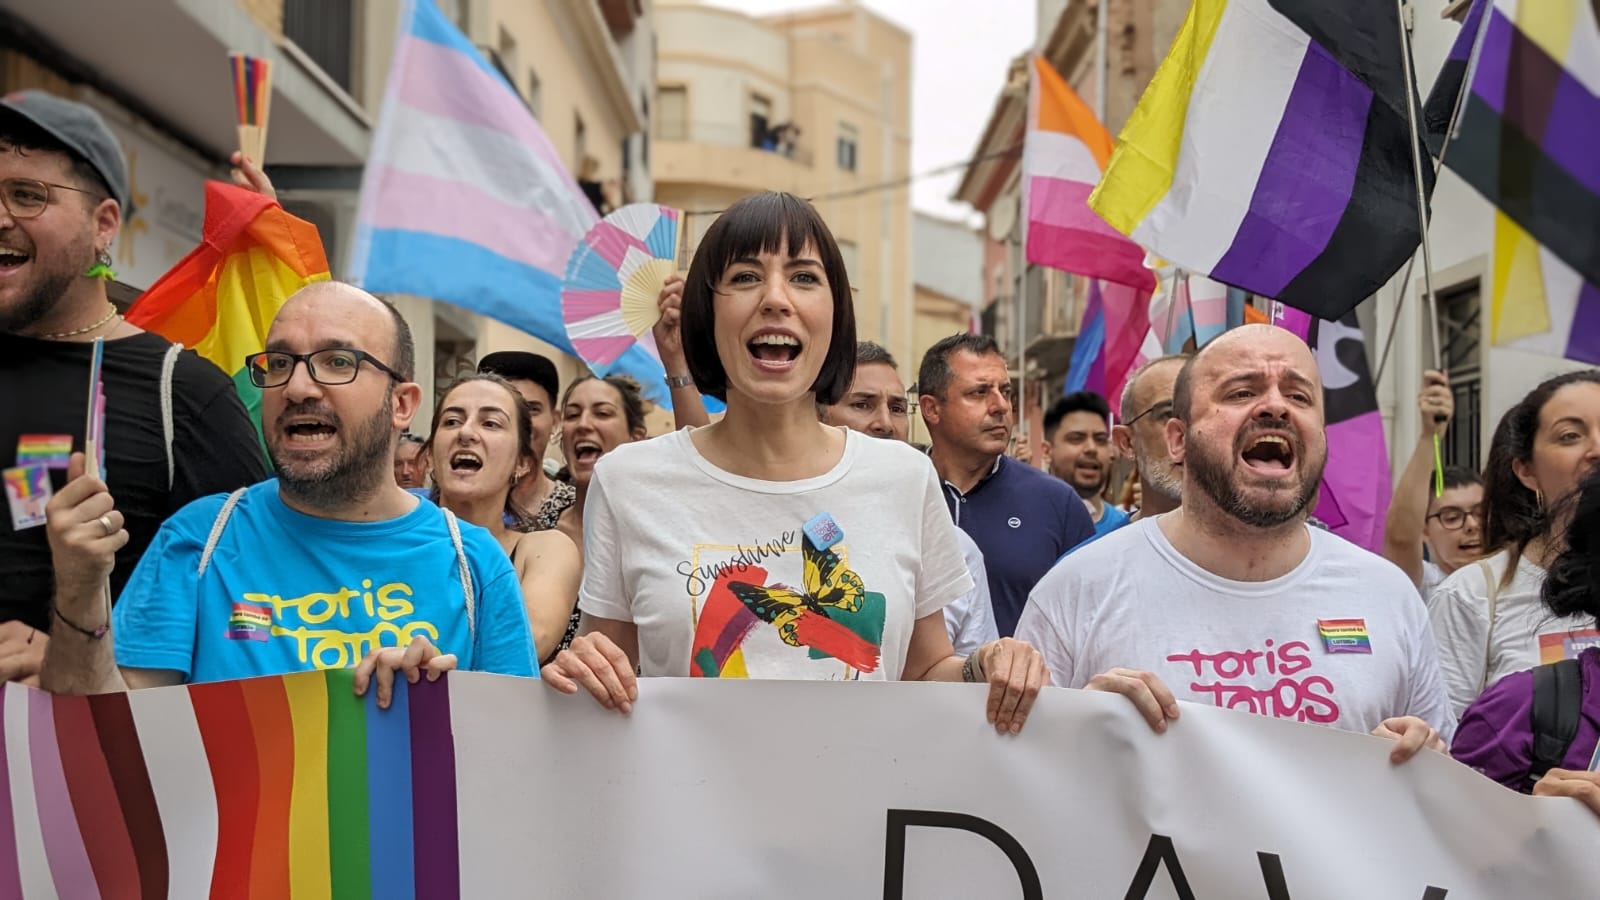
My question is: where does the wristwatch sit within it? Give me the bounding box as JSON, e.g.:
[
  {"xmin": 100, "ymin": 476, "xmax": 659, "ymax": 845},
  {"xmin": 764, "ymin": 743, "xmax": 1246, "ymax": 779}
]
[{"xmin": 665, "ymin": 374, "xmax": 694, "ymax": 389}]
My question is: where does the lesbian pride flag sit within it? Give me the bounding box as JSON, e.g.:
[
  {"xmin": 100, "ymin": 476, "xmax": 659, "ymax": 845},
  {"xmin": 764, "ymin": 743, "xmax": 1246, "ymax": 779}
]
[
  {"xmin": 1023, "ymin": 56, "xmax": 1153, "ymax": 291},
  {"xmin": 350, "ymin": 0, "xmax": 679, "ymax": 404},
  {"xmin": 125, "ymin": 182, "xmax": 329, "ymax": 440}
]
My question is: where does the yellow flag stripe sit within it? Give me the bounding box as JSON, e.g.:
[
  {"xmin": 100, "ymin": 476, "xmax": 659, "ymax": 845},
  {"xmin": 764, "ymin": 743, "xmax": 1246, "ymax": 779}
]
[{"xmin": 1087, "ymin": 0, "xmax": 1229, "ymax": 234}]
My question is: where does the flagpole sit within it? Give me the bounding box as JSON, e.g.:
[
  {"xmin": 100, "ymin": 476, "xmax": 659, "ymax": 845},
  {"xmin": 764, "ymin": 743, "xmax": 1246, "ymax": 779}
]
[
  {"xmin": 1095, "ymin": 0, "xmax": 1108, "ymax": 123},
  {"xmin": 1372, "ymin": 2, "xmax": 1493, "ymax": 386},
  {"xmin": 1396, "ymin": 0, "xmax": 1442, "ymax": 374}
]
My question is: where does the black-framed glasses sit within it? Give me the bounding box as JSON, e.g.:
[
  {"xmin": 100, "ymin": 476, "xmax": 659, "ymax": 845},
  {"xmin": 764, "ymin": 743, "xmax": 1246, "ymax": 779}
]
[
  {"xmin": 245, "ymin": 349, "xmax": 405, "ymax": 389},
  {"xmin": 1125, "ymin": 400, "xmax": 1174, "ymax": 427},
  {"xmin": 0, "ymin": 177, "xmax": 100, "ymax": 219},
  {"xmin": 1427, "ymin": 505, "xmax": 1484, "ymax": 531}
]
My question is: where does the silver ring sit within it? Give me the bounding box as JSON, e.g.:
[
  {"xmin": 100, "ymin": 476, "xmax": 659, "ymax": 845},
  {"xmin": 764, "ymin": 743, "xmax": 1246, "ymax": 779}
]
[{"xmin": 97, "ymin": 514, "xmax": 114, "ymax": 536}]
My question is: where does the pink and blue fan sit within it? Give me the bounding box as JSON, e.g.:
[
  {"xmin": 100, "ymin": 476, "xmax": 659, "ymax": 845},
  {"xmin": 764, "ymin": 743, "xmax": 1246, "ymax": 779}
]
[{"xmin": 561, "ymin": 204, "xmax": 681, "ymax": 370}]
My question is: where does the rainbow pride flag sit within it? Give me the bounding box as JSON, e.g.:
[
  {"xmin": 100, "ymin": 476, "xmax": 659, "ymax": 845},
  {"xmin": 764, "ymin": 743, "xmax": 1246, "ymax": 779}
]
[
  {"xmin": 125, "ymin": 182, "xmax": 330, "ymax": 443},
  {"xmin": 0, "ymin": 670, "xmax": 459, "ymax": 899}
]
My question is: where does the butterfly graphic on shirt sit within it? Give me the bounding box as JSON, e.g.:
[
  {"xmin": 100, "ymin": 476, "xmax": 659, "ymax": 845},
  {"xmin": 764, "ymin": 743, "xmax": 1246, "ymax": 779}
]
[{"xmin": 725, "ymin": 534, "xmax": 879, "ymax": 671}]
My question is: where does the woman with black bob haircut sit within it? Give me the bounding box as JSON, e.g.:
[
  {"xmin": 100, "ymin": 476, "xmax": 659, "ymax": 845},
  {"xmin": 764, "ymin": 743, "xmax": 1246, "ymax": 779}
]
[{"xmin": 541, "ymin": 192, "xmax": 1048, "ymax": 733}]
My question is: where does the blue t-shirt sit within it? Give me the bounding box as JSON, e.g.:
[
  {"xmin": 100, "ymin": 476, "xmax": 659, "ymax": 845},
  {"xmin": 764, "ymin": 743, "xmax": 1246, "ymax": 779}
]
[
  {"xmin": 941, "ymin": 455, "xmax": 1095, "ymax": 637},
  {"xmin": 1094, "ymin": 503, "xmax": 1131, "ymax": 538},
  {"xmin": 113, "ymin": 480, "xmax": 537, "ymax": 683}
]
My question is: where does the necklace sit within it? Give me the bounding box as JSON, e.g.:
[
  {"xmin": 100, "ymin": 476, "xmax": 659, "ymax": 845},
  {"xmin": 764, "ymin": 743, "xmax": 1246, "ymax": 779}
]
[{"xmin": 39, "ymin": 304, "xmax": 120, "ymax": 340}]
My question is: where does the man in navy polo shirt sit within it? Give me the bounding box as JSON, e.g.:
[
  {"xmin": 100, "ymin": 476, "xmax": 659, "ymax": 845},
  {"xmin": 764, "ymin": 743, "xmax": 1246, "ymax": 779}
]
[{"xmin": 917, "ymin": 334, "xmax": 1094, "ymax": 637}]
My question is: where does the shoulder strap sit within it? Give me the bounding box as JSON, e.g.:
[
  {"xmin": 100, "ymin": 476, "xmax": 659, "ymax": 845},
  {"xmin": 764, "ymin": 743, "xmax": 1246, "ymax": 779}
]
[
  {"xmin": 197, "ymin": 488, "xmax": 248, "ymax": 577},
  {"xmin": 160, "ymin": 342, "xmax": 183, "ymax": 491},
  {"xmin": 1528, "ymin": 658, "xmax": 1584, "ymax": 786},
  {"xmin": 442, "ymin": 508, "xmax": 476, "ymax": 643}
]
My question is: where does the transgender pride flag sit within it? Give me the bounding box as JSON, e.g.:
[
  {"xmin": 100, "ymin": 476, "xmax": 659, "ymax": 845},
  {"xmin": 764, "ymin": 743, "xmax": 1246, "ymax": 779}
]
[{"xmin": 350, "ymin": 0, "xmax": 676, "ymax": 403}]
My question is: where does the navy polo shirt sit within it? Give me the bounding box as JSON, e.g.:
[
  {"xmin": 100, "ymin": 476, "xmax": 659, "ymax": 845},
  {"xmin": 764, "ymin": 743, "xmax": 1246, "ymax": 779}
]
[{"xmin": 939, "ymin": 455, "xmax": 1095, "ymax": 637}]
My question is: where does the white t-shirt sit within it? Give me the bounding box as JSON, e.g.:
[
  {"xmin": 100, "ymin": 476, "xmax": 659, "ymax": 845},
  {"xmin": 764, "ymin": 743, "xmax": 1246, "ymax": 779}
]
[
  {"xmin": 579, "ymin": 428, "xmax": 973, "ymax": 680},
  {"xmin": 1421, "ymin": 560, "xmax": 1445, "ymax": 602},
  {"xmin": 946, "ymin": 530, "xmax": 999, "ymax": 656},
  {"xmin": 1015, "ymin": 517, "xmax": 1455, "ymax": 739},
  {"xmin": 1428, "ymin": 549, "xmax": 1599, "ymax": 719}
]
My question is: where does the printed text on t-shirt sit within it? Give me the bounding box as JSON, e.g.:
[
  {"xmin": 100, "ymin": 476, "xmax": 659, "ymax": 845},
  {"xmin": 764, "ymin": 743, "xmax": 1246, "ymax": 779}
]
[
  {"xmin": 1166, "ymin": 639, "xmax": 1340, "ymax": 724},
  {"xmin": 676, "ymin": 530, "xmax": 797, "ymax": 598},
  {"xmin": 242, "ymin": 579, "xmax": 442, "ymax": 669}
]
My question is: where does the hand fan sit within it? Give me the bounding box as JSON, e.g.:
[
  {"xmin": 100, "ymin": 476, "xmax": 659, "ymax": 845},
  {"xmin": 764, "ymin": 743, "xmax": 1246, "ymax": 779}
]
[{"xmin": 561, "ymin": 203, "xmax": 681, "ymax": 369}]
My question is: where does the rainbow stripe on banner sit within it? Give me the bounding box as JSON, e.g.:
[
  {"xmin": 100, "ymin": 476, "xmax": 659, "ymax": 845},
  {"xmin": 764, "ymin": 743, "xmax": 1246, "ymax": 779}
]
[{"xmin": 0, "ymin": 671, "xmax": 459, "ymax": 899}]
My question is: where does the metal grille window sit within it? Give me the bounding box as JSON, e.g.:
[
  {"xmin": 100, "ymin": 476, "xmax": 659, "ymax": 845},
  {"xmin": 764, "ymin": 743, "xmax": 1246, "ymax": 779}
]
[
  {"xmin": 1438, "ymin": 282, "xmax": 1483, "ymax": 472},
  {"xmin": 836, "ymin": 123, "xmax": 858, "ymax": 172},
  {"xmin": 284, "ymin": 0, "xmax": 354, "ymax": 93}
]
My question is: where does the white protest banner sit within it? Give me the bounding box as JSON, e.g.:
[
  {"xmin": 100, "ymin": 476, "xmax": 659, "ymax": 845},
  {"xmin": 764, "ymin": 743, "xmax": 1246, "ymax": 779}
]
[{"xmin": 3, "ymin": 672, "xmax": 1596, "ymax": 898}]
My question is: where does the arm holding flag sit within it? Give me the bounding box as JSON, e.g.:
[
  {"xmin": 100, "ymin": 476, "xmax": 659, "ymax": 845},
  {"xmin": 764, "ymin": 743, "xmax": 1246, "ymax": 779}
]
[{"xmin": 1383, "ymin": 371, "xmax": 1455, "ymax": 588}]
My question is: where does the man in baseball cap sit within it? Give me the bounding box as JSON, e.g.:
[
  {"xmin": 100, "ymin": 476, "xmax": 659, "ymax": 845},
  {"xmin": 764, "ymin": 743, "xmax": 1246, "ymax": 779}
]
[
  {"xmin": 0, "ymin": 91, "xmax": 266, "ymax": 680},
  {"xmin": 477, "ymin": 350, "xmax": 573, "ymax": 531}
]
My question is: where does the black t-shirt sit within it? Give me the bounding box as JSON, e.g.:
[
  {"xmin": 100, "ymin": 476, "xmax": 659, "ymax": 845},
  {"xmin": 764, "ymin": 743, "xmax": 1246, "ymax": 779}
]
[{"xmin": 0, "ymin": 332, "xmax": 268, "ymax": 628}]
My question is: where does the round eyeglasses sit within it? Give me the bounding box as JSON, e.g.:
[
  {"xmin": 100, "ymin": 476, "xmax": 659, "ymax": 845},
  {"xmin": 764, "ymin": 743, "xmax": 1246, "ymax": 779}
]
[{"xmin": 0, "ymin": 178, "xmax": 100, "ymax": 219}]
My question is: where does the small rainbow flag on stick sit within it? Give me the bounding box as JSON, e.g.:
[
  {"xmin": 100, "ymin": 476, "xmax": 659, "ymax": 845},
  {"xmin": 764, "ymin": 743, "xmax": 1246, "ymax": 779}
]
[{"xmin": 229, "ymin": 53, "xmax": 273, "ymax": 164}]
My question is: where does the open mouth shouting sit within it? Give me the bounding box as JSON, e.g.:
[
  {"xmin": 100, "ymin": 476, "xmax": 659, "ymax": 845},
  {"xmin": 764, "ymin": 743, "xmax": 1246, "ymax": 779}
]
[
  {"xmin": 1239, "ymin": 432, "xmax": 1297, "ymax": 476},
  {"xmin": 747, "ymin": 329, "xmax": 802, "ymax": 373},
  {"xmin": 571, "ymin": 439, "xmax": 602, "ymax": 467},
  {"xmin": 280, "ymin": 413, "xmax": 339, "ymax": 449},
  {"xmin": 448, "ymin": 449, "xmax": 484, "ymax": 475},
  {"xmin": 0, "ymin": 245, "xmax": 31, "ymax": 279}
]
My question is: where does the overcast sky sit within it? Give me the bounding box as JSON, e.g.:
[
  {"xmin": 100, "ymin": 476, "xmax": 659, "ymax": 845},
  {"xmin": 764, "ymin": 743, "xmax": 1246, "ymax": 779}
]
[{"xmin": 699, "ymin": 0, "xmax": 1036, "ymax": 223}]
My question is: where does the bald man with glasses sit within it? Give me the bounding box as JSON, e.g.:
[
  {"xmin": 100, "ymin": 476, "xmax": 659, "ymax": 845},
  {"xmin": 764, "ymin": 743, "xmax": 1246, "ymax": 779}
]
[{"xmin": 42, "ymin": 282, "xmax": 537, "ymax": 699}]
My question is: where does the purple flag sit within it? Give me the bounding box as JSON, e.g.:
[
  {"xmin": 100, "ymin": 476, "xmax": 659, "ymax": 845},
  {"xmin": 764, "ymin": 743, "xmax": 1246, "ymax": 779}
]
[{"xmin": 1270, "ymin": 307, "xmax": 1390, "ymax": 551}]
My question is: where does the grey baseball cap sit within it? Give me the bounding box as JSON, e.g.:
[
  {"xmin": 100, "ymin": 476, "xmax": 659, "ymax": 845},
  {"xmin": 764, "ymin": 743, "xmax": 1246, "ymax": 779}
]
[{"xmin": 0, "ymin": 90, "xmax": 132, "ymax": 216}]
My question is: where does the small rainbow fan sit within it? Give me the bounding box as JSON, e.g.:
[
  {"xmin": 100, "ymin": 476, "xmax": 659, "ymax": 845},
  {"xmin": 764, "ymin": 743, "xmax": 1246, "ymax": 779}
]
[
  {"xmin": 561, "ymin": 204, "xmax": 682, "ymax": 369},
  {"xmin": 228, "ymin": 53, "xmax": 273, "ymax": 163}
]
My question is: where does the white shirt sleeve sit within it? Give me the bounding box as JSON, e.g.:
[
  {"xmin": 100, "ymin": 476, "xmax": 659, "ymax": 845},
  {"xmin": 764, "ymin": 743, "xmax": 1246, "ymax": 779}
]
[
  {"xmin": 1427, "ymin": 561, "xmax": 1494, "ymax": 720},
  {"xmin": 576, "ymin": 462, "xmax": 633, "ymax": 623},
  {"xmin": 916, "ymin": 464, "xmax": 975, "ymax": 619},
  {"xmin": 945, "ymin": 532, "xmax": 999, "ymax": 656}
]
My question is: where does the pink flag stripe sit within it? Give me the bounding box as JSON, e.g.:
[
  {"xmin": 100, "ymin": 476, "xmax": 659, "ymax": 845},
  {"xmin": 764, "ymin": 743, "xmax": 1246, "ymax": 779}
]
[
  {"xmin": 366, "ymin": 165, "xmax": 574, "ymax": 275},
  {"xmin": 574, "ymin": 335, "xmax": 636, "ymax": 366},
  {"xmin": 1026, "ymin": 220, "xmax": 1153, "ymax": 291},
  {"xmin": 29, "ymin": 690, "xmax": 97, "ymax": 899},
  {"xmin": 0, "ymin": 691, "xmax": 19, "ymax": 898},
  {"xmin": 561, "ymin": 289, "xmax": 623, "ymax": 322},
  {"xmin": 1190, "ymin": 281, "xmax": 1228, "ymax": 331},
  {"xmin": 583, "ymin": 222, "xmax": 652, "ymax": 270},
  {"xmin": 1026, "ymin": 177, "xmax": 1124, "ymax": 235},
  {"xmin": 394, "ymin": 36, "xmax": 569, "ymax": 181}
]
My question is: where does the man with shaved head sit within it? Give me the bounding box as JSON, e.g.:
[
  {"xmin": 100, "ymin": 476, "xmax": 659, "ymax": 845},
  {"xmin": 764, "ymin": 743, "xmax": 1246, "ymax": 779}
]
[
  {"xmin": 42, "ymin": 281, "xmax": 537, "ymax": 698},
  {"xmin": 1112, "ymin": 354, "xmax": 1188, "ymax": 521},
  {"xmin": 1017, "ymin": 324, "xmax": 1452, "ymax": 758}
]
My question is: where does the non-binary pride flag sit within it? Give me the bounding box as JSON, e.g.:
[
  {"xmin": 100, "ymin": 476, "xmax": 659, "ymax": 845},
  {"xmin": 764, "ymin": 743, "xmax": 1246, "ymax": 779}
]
[
  {"xmin": 1088, "ymin": 0, "xmax": 1431, "ymax": 321},
  {"xmin": 1023, "ymin": 56, "xmax": 1153, "ymax": 290},
  {"xmin": 126, "ymin": 182, "xmax": 329, "ymax": 437},
  {"xmin": 1425, "ymin": 0, "xmax": 1600, "ymax": 364},
  {"xmin": 350, "ymin": 0, "xmax": 677, "ymax": 404}
]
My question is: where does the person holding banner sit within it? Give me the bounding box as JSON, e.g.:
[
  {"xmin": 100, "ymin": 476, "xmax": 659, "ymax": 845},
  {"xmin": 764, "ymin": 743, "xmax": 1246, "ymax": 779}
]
[
  {"xmin": 1017, "ymin": 324, "xmax": 1452, "ymax": 758},
  {"xmin": 1381, "ymin": 370, "xmax": 1484, "ymax": 599},
  {"xmin": 40, "ymin": 282, "xmax": 538, "ymax": 700},
  {"xmin": 1429, "ymin": 372, "xmax": 1600, "ymax": 719},
  {"xmin": 542, "ymin": 192, "xmax": 1047, "ymax": 733},
  {"xmin": 423, "ymin": 373, "xmax": 582, "ymax": 666},
  {"xmin": 1452, "ymin": 468, "xmax": 1600, "ymax": 815}
]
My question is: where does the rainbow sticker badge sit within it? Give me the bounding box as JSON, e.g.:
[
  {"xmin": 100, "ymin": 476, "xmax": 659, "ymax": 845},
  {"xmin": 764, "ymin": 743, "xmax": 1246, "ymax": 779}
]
[
  {"xmin": 1317, "ymin": 619, "xmax": 1372, "ymax": 655},
  {"xmin": 15, "ymin": 434, "xmax": 71, "ymax": 469}
]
